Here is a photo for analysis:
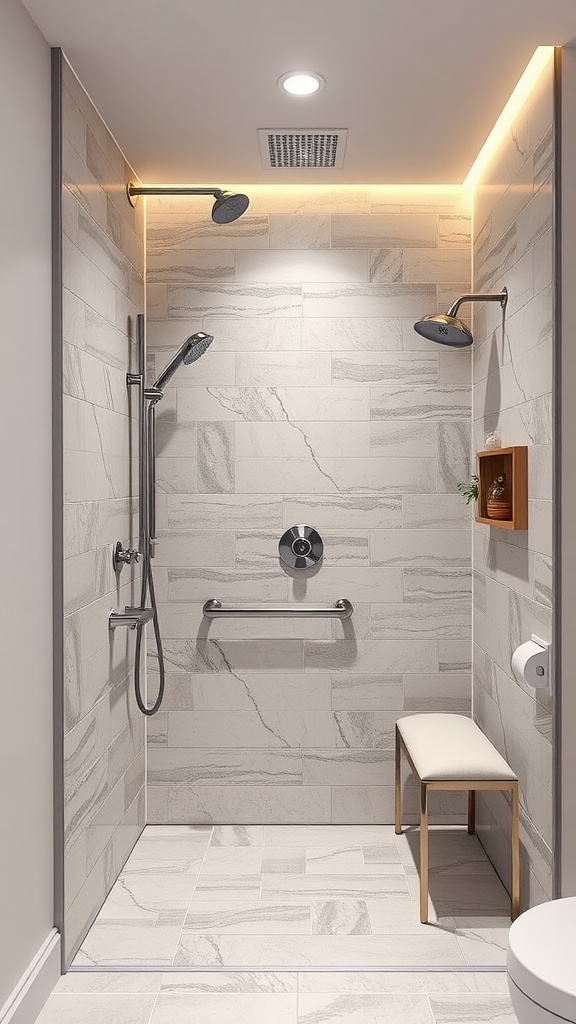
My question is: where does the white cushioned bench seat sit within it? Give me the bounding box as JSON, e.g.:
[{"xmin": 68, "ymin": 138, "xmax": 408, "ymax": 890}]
[
  {"xmin": 395, "ymin": 712, "xmax": 519, "ymax": 924},
  {"xmin": 396, "ymin": 713, "xmax": 518, "ymax": 782}
]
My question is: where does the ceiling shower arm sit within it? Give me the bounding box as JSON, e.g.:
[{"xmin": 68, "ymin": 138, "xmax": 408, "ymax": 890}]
[{"xmin": 447, "ymin": 288, "xmax": 508, "ymax": 318}]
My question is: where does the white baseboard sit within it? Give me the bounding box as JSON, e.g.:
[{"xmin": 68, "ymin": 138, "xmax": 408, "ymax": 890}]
[{"xmin": 0, "ymin": 931, "xmax": 60, "ymax": 1024}]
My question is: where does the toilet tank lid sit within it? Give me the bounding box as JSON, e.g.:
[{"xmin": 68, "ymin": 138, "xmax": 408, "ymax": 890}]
[{"xmin": 507, "ymin": 897, "xmax": 576, "ymax": 1023}]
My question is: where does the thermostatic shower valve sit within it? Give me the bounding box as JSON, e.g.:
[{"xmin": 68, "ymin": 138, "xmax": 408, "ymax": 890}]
[{"xmin": 279, "ymin": 525, "xmax": 323, "ymax": 570}]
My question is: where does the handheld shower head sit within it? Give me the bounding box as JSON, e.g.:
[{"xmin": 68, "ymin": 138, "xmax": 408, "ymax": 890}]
[
  {"xmin": 183, "ymin": 332, "xmax": 214, "ymax": 363},
  {"xmin": 152, "ymin": 332, "xmax": 214, "ymax": 391},
  {"xmin": 211, "ymin": 191, "xmax": 250, "ymax": 224}
]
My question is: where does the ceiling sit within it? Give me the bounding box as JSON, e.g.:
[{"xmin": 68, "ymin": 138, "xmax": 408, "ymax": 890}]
[{"xmin": 22, "ymin": 0, "xmax": 576, "ymax": 184}]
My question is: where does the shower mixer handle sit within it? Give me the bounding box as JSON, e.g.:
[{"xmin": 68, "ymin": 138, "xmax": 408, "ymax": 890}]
[{"xmin": 113, "ymin": 541, "xmax": 140, "ymax": 574}]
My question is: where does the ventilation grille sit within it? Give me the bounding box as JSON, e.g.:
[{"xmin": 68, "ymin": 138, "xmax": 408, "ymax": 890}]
[{"xmin": 258, "ymin": 129, "xmax": 348, "ymax": 169}]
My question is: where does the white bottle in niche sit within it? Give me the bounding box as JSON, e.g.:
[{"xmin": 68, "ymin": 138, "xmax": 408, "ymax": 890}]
[{"xmin": 484, "ymin": 430, "xmax": 501, "ymax": 450}]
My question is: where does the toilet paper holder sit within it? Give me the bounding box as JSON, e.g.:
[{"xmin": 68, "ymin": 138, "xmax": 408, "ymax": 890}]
[{"xmin": 511, "ymin": 635, "xmax": 551, "ymax": 694}]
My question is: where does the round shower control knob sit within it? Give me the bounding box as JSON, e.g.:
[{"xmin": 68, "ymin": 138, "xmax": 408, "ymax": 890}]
[{"xmin": 279, "ymin": 525, "xmax": 323, "ymax": 570}]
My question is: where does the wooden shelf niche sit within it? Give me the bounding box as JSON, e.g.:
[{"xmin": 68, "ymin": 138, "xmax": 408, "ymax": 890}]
[{"xmin": 476, "ymin": 446, "xmax": 528, "ymax": 530}]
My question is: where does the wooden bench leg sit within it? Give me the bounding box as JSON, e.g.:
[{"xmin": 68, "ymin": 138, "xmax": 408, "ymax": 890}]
[
  {"xmin": 395, "ymin": 726, "xmax": 402, "ymax": 835},
  {"xmin": 420, "ymin": 781, "xmax": 428, "ymax": 923},
  {"xmin": 511, "ymin": 782, "xmax": 520, "ymax": 920},
  {"xmin": 467, "ymin": 789, "xmax": 476, "ymax": 835}
]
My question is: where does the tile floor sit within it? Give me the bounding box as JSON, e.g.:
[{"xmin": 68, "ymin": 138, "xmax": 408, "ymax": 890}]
[
  {"xmin": 72, "ymin": 825, "xmax": 512, "ymax": 969},
  {"xmin": 37, "ymin": 969, "xmax": 518, "ymax": 1023}
]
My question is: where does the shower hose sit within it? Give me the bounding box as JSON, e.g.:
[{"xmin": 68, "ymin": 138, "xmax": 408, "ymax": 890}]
[{"xmin": 134, "ymin": 555, "xmax": 165, "ymax": 716}]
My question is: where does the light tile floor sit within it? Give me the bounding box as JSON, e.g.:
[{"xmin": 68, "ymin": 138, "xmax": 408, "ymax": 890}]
[
  {"xmin": 72, "ymin": 825, "xmax": 512, "ymax": 969},
  {"xmin": 37, "ymin": 970, "xmax": 518, "ymax": 1024}
]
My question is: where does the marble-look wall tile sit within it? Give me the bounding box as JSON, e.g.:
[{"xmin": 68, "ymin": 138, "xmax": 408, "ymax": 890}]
[
  {"xmin": 177, "ymin": 386, "xmax": 370, "ymax": 422},
  {"xmin": 402, "ymin": 249, "xmax": 470, "ymax": 283},
  {"xmin": 148, "ymin": 748, "xmax": 303, "ymax": 786},
  {"xmin": 235, "ymin": 456, "xmax": 438, "ymax": 494},
  {"xmin": 371, "ymin": 386, "xmax": 470, "ymax": 420},
  {"xmin": 283, "ymin": 495, "xmax": 402, "ymax": 530},
  {"xmin": 147, "ymin": 213, "xmax": 270, "ymax": 251},
  {"xmin": 302, "ymin": 318, "xmax": 402, "ymax": 352},
  {"xmin": 147, "ymin": 250, "xmax": 235, "ymax": 283},
  {"xmin": 61, "ymin": 56, "xmax": 145, "ymax": 962},
  {"xmin": 167, "ymin": 494, "xmax": 282, "ymax": 531},
  {"xmin": 472, "ymin": 55, "xmax": 554, "ymax": 905},
  {"xmin": 331, "ymin": 675, "xmax": 403, "ymax": 711},
  {"xmin": 146, "ymin": 184, "xmax": 472, "ymax": 825},
  {"xmin": 235, "ymin": 249, "xmax": 369, "ymax": 284},
  {"xmin": 190, "ymin": 673, "xmax": 332, "ymax": 711},
  {"xmin": 332, "ymin": 352, "xmax": 438, "ymax": 386},
  {"xmin": 168, "ymin": 283, "xmax": 302, "ymax": 319},
  {"xmin": 236, "ymin": 422, "xmax": 371, "ymax": 460},
  {"xmin": 197, "ymin": 422, "xmax": 235, "ymax": 493},
  {"xmin": 369, "ymin": 249, "xmax": 403, "ymax": 283},
  {"xmin": 331, "ymin": 215, "xmax": 438, "ymax": 248},
  {"xmin": 303, "ymin": 283, "xmax": 436, "ymax": 319},
  {"xmin": 236, "ymin": 352, "xmax": 331, "ymax": 387},
  {"xmin": 203, "ymin": 317, "xmax": 302, "ymax": 351},
  {"xmin": 269, "ymin": 214, "xmax": 330, "ymax": 249},
  {"xmin": 167, "ymin": 786, "xmax": 331, "ymax": 824}
]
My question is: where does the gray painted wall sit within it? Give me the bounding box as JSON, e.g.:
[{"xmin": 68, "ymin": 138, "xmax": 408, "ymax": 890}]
[{"xmin": 0, "ymin": 0, "xmax": 54, "ymax": 1008}]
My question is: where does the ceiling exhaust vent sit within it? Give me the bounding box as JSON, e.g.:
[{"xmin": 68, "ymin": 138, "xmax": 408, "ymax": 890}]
[{"xmin": 258, "ymin": 129, "xmax": 348, "ymax": 169}]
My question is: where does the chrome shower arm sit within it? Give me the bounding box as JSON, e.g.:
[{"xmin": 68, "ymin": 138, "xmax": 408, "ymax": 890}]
[
  {"xmin": 447, "ymin": 289, "xmax": 508, "ymax": 318},
  {"xmin": 127, "ymin": 184, "xmax": 223, "ymax": 200}
]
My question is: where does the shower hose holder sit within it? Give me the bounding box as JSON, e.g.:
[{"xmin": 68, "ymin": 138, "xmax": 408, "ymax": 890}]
[{"xmin": 109, "ymin": 607, "xmax": 154, "ymax": 630}]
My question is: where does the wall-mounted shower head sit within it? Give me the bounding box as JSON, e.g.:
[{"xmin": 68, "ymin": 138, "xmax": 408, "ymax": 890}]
[
  {"xmin": 413, "ymin": 313, "xmax": 473, "ymax": 348},
  {"xmin": 413, "ymin": 289, "xmax": 508, "ymax": 347},
  {"xmin": 127, "ymin": 183, "xmax": 250, "ymax": 222},
  {"xmin": 152, "ymin": 332, "xmax": 214, "ymax": 391},
  {"xmin": 211, "ymin": 191, "xmax": 250, "ymax": 224}
]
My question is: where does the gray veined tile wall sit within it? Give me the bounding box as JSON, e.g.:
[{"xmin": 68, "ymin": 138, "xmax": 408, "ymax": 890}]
[
  {"xmin": 61, "ymin": 57, "xmax": 146, "ymax": 961},
  {"xmin": 145, "ymin": 185, "xmax": 473, "ymax": 825},
  {"xmin": 472, "ymin": 53, "xmax": 554, "ymax": 908}
]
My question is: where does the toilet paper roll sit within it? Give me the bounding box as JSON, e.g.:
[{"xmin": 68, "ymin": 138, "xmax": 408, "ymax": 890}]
[{"xmin": 511, "ymin": 639, "xmax": 548, "ymax": 690}]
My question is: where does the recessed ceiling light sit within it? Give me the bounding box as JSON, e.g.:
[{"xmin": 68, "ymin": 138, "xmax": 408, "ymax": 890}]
[{"xmin": 278, "ymin": 72, "xmax": 325, "ymax": 96}]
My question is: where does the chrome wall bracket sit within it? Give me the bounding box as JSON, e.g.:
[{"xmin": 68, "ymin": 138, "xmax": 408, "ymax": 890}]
[{"xmin": 109, "ymin": 607, "xmax": 154, "ymax": 630}]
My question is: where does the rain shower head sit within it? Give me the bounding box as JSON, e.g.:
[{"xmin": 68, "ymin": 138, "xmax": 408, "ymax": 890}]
[
  {"xmin": 413, "ymin": 289, "xmax": 508, "ymax": 347},
  {"xmin": 152, "ymin": 332, "xmax": 214, "ymax": 391},
  {"xmin": 211, "ymin": 191, "xmax": 250, "ymax": 224},
  {"xmin": 413, "ymin": 313, "xmax": 473, "ymax": 348}
]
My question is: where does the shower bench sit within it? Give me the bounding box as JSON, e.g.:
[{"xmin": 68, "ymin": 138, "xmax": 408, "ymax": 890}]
[{"xmin": 394, "ymin": 713, "xmax": 520, "ymax": 924}]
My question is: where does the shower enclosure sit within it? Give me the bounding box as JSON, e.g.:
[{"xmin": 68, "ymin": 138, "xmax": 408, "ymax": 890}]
[{"xmin": 57, "ymin": 44, "xmax": 555, "ymax": 977}]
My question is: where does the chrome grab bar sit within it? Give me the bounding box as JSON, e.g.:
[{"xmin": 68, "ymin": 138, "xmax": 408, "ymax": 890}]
[
  {"xmin": 109, "ymin": 607, "xmax": 155, "ymax": 630},
  {"xmin": 203, "ymin": 599, "xmax": 353, "ymax": 619}
]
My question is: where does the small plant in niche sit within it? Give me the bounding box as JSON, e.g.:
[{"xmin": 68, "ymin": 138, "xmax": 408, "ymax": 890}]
[{"xmin": 457, "ymin": 474, "xmax": 479, "ymax": 505}]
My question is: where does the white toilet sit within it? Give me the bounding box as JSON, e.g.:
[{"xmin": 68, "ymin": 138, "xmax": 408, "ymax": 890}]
[{"xmin": 507, "ymin": 897, "xmax": 576, "ymax": 1023}]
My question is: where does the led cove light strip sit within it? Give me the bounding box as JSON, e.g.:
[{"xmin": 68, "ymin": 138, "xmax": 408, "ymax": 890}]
[{"xmin": 464, "ymin": 46, "xmax": 554, "ymax": 188}]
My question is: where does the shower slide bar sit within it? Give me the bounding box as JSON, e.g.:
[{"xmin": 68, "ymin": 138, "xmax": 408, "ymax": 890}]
[{"xmin": 203, "ymin": 598, "xmax": 353, "ymax": 619}]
